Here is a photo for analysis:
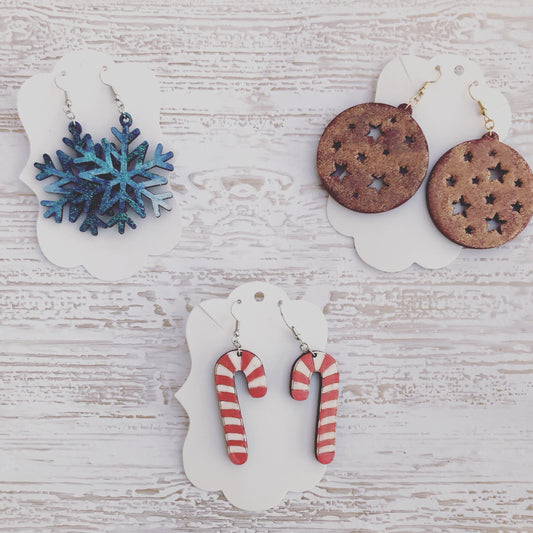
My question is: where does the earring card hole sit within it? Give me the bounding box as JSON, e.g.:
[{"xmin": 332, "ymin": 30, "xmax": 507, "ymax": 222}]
[
  {"xmin": 254, "ymin": 292, "xmax": 264, "ymax": 302},
  {"xmin": 454, "ymin": 65, "xmax": 464, "ymax": 76}
]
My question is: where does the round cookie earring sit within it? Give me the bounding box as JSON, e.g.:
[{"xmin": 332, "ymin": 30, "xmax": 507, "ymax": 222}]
[
  {"xmin": 317, "ymin": 65, "xmax": 441, "ymax": 213},
  {"xmin": 427, "ymin": 82, "xmax": 533, "ymax": 248}
]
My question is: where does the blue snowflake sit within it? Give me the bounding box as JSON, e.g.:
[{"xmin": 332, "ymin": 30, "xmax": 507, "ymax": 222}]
[{"xmin": 34, "ymin": 113, "xmax": 174, "ymax": 235}]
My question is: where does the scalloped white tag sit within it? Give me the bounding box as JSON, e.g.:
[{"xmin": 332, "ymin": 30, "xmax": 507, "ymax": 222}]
[
  {"xmin": 326, "ymin": 54, "xmax": 511, "ymax": 272},
  {"xmin": 17, "ymin": 50, "xmax": 181, "ymax": 280},
  {"xmin": 176, "ymin": 282, "xmax": 334, "ymax": 511}
]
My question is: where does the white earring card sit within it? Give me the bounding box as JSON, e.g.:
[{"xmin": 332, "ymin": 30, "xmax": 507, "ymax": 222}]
[
  {"xmin": 17, "ymin": 50, "xmax": 181, "ymax": 280},
  {"xmin": 326, "ymin": 54, "xmax": 511, "ymax": 272},
  {"xmin": 176, "ymin": 282, "xmax": 337, "ymax": 511}
]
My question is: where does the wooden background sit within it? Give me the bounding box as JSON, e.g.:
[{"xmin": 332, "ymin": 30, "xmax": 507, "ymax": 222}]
[{"xmin": 1, "ymin": 0, "xmax": 532, "ymax": 531}]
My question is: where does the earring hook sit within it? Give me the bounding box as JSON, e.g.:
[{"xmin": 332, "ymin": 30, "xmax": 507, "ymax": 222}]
[
  {"xmin": 54, "ymin": 70, "xmax": 76, "ymax": 121},
  {"xmin": 407, "ymin": 64, "xmax": 441, "ymax": 109},
  {"xmin": 230, "ymin": 299, "xmax": 242, "ymax": 355},
  {"xmin": 278, "ymin": 300, "xmax": 310, "ymax": 354},
  {"xmin": 468, "ymin": 80, "xmax": 495, "ymax": 134},
  {"xmin": 99, "ymin": 65, "xmax": 126, "ymax": 114}
]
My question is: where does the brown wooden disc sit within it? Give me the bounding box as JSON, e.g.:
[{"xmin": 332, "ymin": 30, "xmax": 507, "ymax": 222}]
[
  {"xmin": 427, "ymin": 133, "xmax": 533, "ymax": 248},
  {"xmin": 317, "ymin": 102, "xmax": 429, "ymax": 213}
]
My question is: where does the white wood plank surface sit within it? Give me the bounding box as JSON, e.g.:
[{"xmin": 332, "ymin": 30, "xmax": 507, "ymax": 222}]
[{"xmin": 1, "ymin": 0, "xmax": 532, "ymax": 531}]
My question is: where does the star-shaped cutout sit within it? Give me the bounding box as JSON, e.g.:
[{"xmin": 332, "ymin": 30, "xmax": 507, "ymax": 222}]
[
  {"xmin": 399, "ymin": 166, "xmax": 408, "ymax": 176},
  {"xmin": 511, "ymin": 201, "xmax": 522, "ymax": 213},
  {"xmin": 357, "ymin": 152, "xmax": 366, "ymax": 163},
  {"xmin": 464, "ymin": 151, "xmax": 473, "ymax": 162},
  {"xmin": 404, "ymin": 135, "xmax": 415, "ymax": 146},
  {"xmin": 465, "ymin": 226, "xmax": 474, "ymax": 234},
  {"xmin": 472, "ymin": 177, "xmax": 480, "ymax": 185},
  {"xmin": 446, "ymin": 176, "xmax": 457, "ymax": 187},
  {"xmin": 367, "ymin": 174, "xmax": 388, "ymax": 193},
  {"xmin": 485, "ymin": 193, "xmax": 495, "ymax": 205},
  {"xmin": 486, "ymin": 213, "xmax": 506, "ymax": 234},
  {"xmin": 515, "ymin": 179, "xmax": 523, "ymax": 188},
  {"xmin": 452, "ymin": 196, "xmax": 471, "ymax": 217},
  {"xmin": 348, "ymin": 123, "xmax": 355, "ymax": 131},
  {"xmin": 489, "ymin": 149, "xmax": 497, "ymax": 157},
  {"xmin": 332, "ymin": 140, "xmax": 342, "ymax": 151},
  {"xmin": 382, "ymin": 149, "xmax": 390, "ymax": 155},
  {"xmin": 330, "ymin": 162, "xmax": 351, "ymax": 182},
  {"xmin": 488, "ymin": 162, "xmax": 508, "ymax": 183},
  {"xmin": 367, "ymin": 124, "xmax": 383, "ymax": 142},
  {"xmin": 390, "ymin": 117, "xmax": 397, "ymax": 123}
]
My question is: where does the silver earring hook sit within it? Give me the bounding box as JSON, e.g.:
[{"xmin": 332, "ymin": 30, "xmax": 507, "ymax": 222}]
[
  {"xmin": 468, "ymin": 80, "xmax": 495, "ymax": 135},
  {"xmin": 230, "ymin": 299, "xmax": 242, "ymax": 355},
  {"xmin": 54, "ymin": 70, "xmax": 76, "ymax": 121},
  {"xmin": 99, "ymin": 65, "xmax": 126, "ymax": 114},
  {"xmin": 278, "ymin": 300, "xmax": 310, "ymax": 354}
]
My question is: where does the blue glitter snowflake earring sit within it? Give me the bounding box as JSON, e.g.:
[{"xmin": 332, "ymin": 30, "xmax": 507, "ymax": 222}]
[{"xmin": 34, "ymin": 67, "xmax": 174, "ymax": 236}]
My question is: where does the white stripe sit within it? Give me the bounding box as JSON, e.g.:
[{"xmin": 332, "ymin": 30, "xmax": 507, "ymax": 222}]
[
  {"xmin": 228, "ymin": 446, "xmax": 247, "ymax": 454},
  {"xmin": 295, "ymin": 360, "xmax": 312, "ymax": 378},
  {"xmin": 322, "ymin": 382, "xmax": 339, "ymax": 394},
  {"xmin": 320, "ymin": 399, "xmax": 338, "ymax": 410},
  {"xmin": 248, "ymin": 375, "xmax": 266, "ymax": 390},
  {"xmin": 228, "ymin": 351, "xmax": 242, "ymax": 372},
  {"xmin": 313, "ymin": 351, "xmax": 325, "ymax": 372},
  {"xmin": 242, "ymin": 356, "xmax": 261, "ymax": 376},
  {"xmin": 318, "ymin": 444, "xmax": 335, "ymax": 453},
  {"xmin": 219, "ymin": 401, "xmax": 240, "ymax": 411},
  {"xmin": 318, "ymin": 415, "xmax": 336, "ymax": 427},
  {"xmin": 321, "ymin": 362, "xmax": 338, "ymax": 378},
  {"xmin": 215, "ymin": 364, "xmax": 234, "ymax": 378},
  {"xmin": 222, "ymin": 417, "xmax": 242, "ymax": 426},
  {"xmin": 292, "ymin": 381, "xmax": 309, "ymax": 391},
  {"xmin": 317, "ymin": 431, "xmax": 336, "ymax": 442},
  {"xmin": 224, "ymin": 433, "xmax": 246, "ymax": 442},
  {"xmin": 216, "ymin": 384, "xmax": 236, "ymax": 394}
]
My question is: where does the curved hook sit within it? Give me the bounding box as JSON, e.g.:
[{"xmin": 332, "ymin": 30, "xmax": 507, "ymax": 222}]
[
  {"xmin": 407, "ymin": 64, "xmax": 441, "ymax": 108},
  {"xmin": 467, "ymin": 80, "xmax": 495, "ymax": 134},
  {"xmin": 278, "ymin": 300, "xmax": 310, "ymax": 354},
  {"xmin": 53, "ymin": 70, "xmax": 75, "ymax": 121},
  {"xmin": 99, "ymin": 65, "xmax": 125, "ymax": 114},
  {"xmin": 230, "ymin": 299, "xmax": 242, "ymax": 354}
]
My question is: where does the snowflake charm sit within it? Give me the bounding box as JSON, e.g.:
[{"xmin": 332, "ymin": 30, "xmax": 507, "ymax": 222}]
[{"xmin": 34, "ymin": 113, "xmax": 174, "ymax": 235}]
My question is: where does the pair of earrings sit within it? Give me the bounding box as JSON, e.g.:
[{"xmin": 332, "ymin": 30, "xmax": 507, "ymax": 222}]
[
  {"xmin": 317, "ymin": 67, "xmax": 533, "ymax": 249},
  {"xmin": 34, "ymin": 67, "xmax": 174, "ymax": 236},
  {"xmin": 214, "ymin": 300, "xmax": 339, "ymax": 466}
]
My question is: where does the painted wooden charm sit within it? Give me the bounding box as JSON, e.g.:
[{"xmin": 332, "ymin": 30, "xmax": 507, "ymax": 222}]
[
  {"xmin": 214, "ymin": 349, "xmax": 267, "ymax": 465},
  {"xmin": 291, "ymin": 350, "xmax": 339, "ymax": 465}
]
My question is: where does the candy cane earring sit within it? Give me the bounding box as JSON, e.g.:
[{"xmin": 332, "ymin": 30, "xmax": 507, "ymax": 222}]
[
  {"xmin": 278, "ymin": 301, "xmax": 339, "ymax": 465},
  {"xmin": 427, "ymin": 81, "xmax": 533, "ymax": 248},
  {"xmin": 214, "ymin": 300, "xmax": 267, "ymax": 465}
]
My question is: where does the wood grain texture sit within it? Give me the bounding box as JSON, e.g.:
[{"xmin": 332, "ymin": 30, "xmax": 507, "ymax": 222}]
[{"xmin": 1, "ymin": 0, "xmax": 533, "ymax": 531}]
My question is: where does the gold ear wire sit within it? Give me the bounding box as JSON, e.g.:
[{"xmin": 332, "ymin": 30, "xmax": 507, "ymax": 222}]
[
  {"xmin": 468, "ymin": 81, "xmax": 495, "ymax": 134},
  {"xmin": 407, "ymin": 64, "xmax": 441, "ymax": 108}
]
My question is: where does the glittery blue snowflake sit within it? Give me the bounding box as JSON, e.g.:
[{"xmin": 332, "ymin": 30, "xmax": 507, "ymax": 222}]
[{"xmin": 34, "ymin": 113, "xmax": 174, "ymax": 235}]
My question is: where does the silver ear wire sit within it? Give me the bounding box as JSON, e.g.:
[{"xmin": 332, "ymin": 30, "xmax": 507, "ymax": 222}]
[
  {"xmin": 54, "ymin": 70, "xmax": 76, "ymax": 121},
  {"xmin": 230, "ymin": 299, "xmax": 242, "ymax": 355},
  {"xmin": 99, "ymin": 65, "xmax": 126, "ymax": 114},
  {"xmin": 278, "ymin": 300, "xmax": 310, "ymax": 354}
]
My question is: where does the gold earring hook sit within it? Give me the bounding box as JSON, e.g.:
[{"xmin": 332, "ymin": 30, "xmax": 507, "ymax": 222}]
[
  {"xmin": 468, "ymin": 81, "xmax": 495, "ymax": 135},
  {"xmin": 99, "ymin": 65, "xmax": 126, "ymax": 114},
  {"xmin": 407, "ymin": 64, "xmax": 441, "ymax": 109},
  {"xmin": 54, "ymin": 70, "xmax": 75, "ymax": 121}
]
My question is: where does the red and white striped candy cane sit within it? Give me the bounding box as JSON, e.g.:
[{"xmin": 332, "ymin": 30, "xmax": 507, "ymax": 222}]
[
  {"xmin": 291, "ymin": 350, "xmax": 339, "ymax": 465},
  {"xmin": 215, "ymin": 349, "xmax": 267, "ymax": 465}
]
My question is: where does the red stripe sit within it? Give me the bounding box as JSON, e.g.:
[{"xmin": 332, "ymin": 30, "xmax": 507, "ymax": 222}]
[
  {"xmin": 292, "ymin": 389, "xmax": 309, "ymax": 401},
  {"xmin": 218, "ymin": 354, "xmax": 235, "ymax": 374},
  {"xmin": 226, "ymin": 439, "xmax": 246, "ymax": 447},
  {"xmin": 246, "ymin": 366, "xmax": 265, "ymax": 382},
  {"xmin": 317, "ymin": 438, "xmax": 335, "ymax": 448},
  {"xmin": 319, "ymin": 354, "xmax": 335, "ymax": 373},
  {"xmin": 301, "ymin": 354, "xmax": 315, "ymax": 374},
  {"xmin": 317, "ymin": 423, "xmax": 336, "ymax": 435},
  {"xmin": 322, "ymin": 373, "xmax": 339, "ymax": 386},
  {"xmin": 320, "ymin": 390, "xmax": 339, "ymax": 403},
  {"xmin": 223, "ymin": 424, "xmax": 245, "ymax": 434},
  {"xmin": 319, "ymin": 407, "xmax": 337, "ymax": 418},
  {"xmin": 215, "ymin": 375, "xmax": 235, "ymax": 387},
  {"xmin": 217, "ymin": 392, "xmax": 238, "ymax": 403},
  {"xmin": 220, "ymin": 409, "xmax": 242, "ymax": 418},
  {"xmin": 240, "ymin": 350, "xmax": 254, "ymax": 370},
  {"xmin": 291, "ymin": 370, "xmax": 310, "ymax": 385},
  {"xmin": 228, "ymin": 452, "xmax": 247, "ymax": 465},
  {"xmin": 317, "ymin": 451, "xmax": 335, "ymax": 465},
  {"xmin": 248, "ymin": 385, "xmax": 266, "ymax": 398}
]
